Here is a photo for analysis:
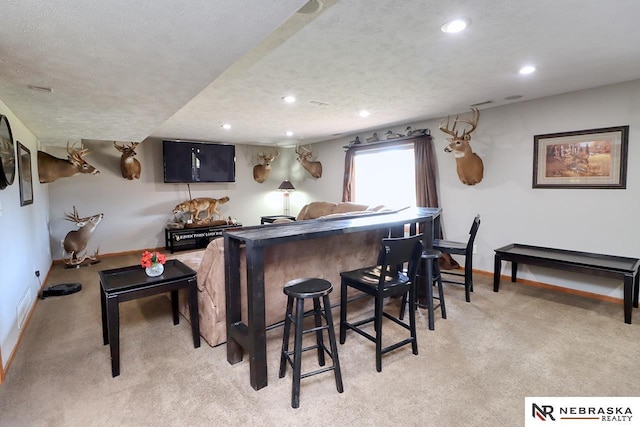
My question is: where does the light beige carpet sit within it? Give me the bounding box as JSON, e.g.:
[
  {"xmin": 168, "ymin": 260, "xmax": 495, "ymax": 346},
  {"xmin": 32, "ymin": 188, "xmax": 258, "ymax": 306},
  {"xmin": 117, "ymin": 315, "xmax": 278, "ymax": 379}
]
[{"xmin": 1, "ymin": 253, "xmax": 639, "ymax": 426}]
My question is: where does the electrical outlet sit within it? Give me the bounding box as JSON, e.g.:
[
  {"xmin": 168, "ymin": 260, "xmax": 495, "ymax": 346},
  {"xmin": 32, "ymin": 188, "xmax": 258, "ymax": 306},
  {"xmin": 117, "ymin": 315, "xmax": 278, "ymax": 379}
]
[{"xmin": 473, "ymin": 244, "xmax": 478, "ymax": 254}]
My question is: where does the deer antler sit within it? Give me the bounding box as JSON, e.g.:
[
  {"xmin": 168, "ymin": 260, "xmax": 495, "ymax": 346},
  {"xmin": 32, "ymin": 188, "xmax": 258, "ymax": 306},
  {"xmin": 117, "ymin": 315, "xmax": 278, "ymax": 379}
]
[
  {"xmin": 114, "ymin": 141, "xmax": 139, "ymax": 152},
  {"xmin": 457, "ymin": 107, "xmax": 479, "ymax": 136},
  {"xmin": 295, "ymin": 145, "xmax": 312, "ymax": 158},
  {"xmin": 440, "ymin": 107, "xmax": 479, "ymax": 139},
  {"xmin": 257, "ymin": 151, "xmax": 279, "ymax": 165},
  {"xmin": 66, "ymin": 142, "xmax": 91, "ymax": 163},
  {"xmin": 64, "ymin": 206, "xmax": 91, "ymax": 224},
  {"xmin": 64, "ymin": 206, "xmax": 81, "ymax": 223},
  {"xmin": 64, "ymin": 248, "xmax": 99, "ymax": 266},
  {"xmin": 439, "ymin": 115, "xmax": 459, "ymax": 138}
]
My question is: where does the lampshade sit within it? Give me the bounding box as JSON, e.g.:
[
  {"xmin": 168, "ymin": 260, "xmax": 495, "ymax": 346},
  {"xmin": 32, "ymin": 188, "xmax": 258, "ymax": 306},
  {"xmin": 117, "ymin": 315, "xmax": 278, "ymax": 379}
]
[{"xmin": 277, "ymin": 180, "xmax": 295, "ymax": 191}]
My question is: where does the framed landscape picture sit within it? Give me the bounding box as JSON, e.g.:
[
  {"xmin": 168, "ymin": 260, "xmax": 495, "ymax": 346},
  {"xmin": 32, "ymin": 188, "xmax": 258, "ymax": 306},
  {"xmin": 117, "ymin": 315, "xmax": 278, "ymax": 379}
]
[
  {"xmin": 532, "ymin": 125, "xmax": 629, "ymax": 189},
  {"xmin": 17, "ymin": 142, "xmax": 33, "ymax": 206}
]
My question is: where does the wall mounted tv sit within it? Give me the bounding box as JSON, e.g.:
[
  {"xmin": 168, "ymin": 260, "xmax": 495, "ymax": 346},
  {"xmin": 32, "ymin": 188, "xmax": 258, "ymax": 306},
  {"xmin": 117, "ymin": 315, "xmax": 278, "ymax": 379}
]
[{"xmin": 163, "ymin": 140, "xmax": 236, "ymax": 183}]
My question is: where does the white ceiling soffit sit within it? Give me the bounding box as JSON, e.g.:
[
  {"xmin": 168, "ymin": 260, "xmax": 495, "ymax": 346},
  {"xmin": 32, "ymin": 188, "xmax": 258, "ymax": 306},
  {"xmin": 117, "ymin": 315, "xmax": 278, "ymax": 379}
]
[
  {"xmin": 1, "ymin": 0, "xmax": 640, "ymax": 148},
  {"xmin": 154, "ymin": 0, "xmax": 640, "ymax": 146},
  {"xmin": 0, "ymin": 0, "xmax": 307, "ymax": 146}
]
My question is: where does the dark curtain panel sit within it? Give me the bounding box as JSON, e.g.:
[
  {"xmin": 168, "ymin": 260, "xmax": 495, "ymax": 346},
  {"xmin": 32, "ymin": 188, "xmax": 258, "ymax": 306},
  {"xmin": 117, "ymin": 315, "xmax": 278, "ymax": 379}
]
[
  {"xmin": 342, "ymin": 149, "xmax": 355, "ymax": 202},
  {"xmin": 413, "ymin": 135, "xmax": 439, "ymax": 208},
  {"xmin": 414, "ymin": 135, "xmax": 458, "ymax": 268}
]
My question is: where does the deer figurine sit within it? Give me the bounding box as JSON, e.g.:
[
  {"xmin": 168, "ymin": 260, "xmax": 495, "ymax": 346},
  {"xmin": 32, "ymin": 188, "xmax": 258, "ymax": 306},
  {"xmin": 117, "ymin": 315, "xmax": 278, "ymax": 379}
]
[
  {"xmin": 439, "ymin": 107, "xmax": 484, "ymax": 185},
  {"xmin": 62, "ymin": 206, "xmax": 104, "ymax": 266},
  {"xmin": 295, "ymin": 145, "xmax": 323, "ymax": 178},
  {"xmin": 114, "ymin": 141, "xmax": 141, "ymax": 180},
  {"xmin": 37, "ymin": 142, "xmax": 100, "ymax": 183},
  {"xmin": 252, "ymin": 151, "xmax": 279, "ymax": 183}
]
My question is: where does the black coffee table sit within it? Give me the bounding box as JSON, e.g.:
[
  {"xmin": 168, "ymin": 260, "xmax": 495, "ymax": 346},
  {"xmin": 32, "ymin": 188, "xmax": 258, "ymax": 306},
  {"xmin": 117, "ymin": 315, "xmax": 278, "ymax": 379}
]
[{"xmin": 99, "ymin": 259, "xmax": 200, "ymax": 377}]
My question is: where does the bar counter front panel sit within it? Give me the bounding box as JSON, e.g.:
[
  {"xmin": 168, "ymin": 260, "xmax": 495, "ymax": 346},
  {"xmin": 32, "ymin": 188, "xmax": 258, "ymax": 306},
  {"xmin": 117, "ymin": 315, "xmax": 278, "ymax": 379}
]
[{"xmin": 223, "ymin": 207, "xmax": 441, "ymax": 390}]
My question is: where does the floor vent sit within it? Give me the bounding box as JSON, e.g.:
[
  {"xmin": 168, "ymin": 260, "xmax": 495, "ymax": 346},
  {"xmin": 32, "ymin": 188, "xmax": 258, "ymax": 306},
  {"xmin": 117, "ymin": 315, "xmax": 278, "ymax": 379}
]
[{"xmin": 17, "ymin": 288, "xmax": 32, "ymax": 330}]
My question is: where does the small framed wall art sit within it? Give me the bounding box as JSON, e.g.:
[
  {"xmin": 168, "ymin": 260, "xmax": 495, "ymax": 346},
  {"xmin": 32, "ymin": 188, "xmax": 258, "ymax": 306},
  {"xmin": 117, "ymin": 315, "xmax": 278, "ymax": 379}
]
[
  {"xmin": 533, "ymin": 125, "xmax": 629, "ymax": 189},
  {"xmin": 17, "ymin": 142, "xmax": 33, "ymax": 206}
]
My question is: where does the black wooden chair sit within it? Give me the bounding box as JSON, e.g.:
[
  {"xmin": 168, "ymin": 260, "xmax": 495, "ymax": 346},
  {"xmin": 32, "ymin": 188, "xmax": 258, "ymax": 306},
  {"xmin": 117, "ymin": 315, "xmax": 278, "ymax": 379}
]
[
  {"xmin": 434, "ymin": 215, "xmax": 481, "ymax": 302},
  {"xmin": 339, "ymin": 234, "xmax": 423, "ymax": 372}
]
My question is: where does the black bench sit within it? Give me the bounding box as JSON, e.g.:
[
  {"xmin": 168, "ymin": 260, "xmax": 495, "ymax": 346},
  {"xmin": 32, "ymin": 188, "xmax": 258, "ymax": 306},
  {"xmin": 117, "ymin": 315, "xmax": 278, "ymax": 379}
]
[{"xmin": 493, "ymin": 244, "xmax": 640, "ymax": 324}]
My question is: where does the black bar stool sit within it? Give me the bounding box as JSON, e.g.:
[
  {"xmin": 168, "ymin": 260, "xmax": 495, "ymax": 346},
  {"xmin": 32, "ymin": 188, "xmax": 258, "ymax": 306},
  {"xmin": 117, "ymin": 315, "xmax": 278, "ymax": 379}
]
[
  {"xmin": 400, "ymin": 249, "xmax": 447, "ymax": 330},
  {"xmin": 279, "ymin": 278, "xmax": 343, "ymax": 408}
]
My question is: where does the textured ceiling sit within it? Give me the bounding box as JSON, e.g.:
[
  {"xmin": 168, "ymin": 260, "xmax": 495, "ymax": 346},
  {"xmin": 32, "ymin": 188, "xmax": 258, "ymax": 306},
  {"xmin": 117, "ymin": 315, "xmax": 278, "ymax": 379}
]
[
  {"xmin": 1, "ymin": 0, "xmax": 640, "ymax": 148},
  {"xmin": 0, "ymin": 0, "xmax": 307, "ymax": 146}
]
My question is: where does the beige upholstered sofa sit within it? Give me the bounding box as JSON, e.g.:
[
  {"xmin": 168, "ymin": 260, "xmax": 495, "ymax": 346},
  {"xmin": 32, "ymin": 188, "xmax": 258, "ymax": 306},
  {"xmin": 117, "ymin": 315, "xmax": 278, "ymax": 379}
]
[
  {"xmin": 295, "ymin": 201, "xmax": 389, "ymax": 220},
  {"xmin": 170, "ymin": 201, "xmax": 389, "ymax": 346}
]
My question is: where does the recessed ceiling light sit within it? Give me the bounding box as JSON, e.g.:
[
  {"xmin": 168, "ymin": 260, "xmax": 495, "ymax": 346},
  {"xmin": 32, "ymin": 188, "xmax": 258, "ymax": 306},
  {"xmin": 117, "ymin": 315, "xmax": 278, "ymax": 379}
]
[
  {"xmin": 519, "ymin": 65, "xmax": 536, "ymax": 75},
  {"xmin": 441, "ymin": 18, "xmax": 470, "ymax": 34},
  {"xmin": 286, "ymin": 131, "xmax": 294, "ymax": 137},
  {"xmin": 358, "ymin": 110, "xmax": 371, "ymax": 118},
  {"xmin": 282, "ymin": 95, "xmax": 296, "ymax": 103},
  {"xmin": 221, "ymin": 124, "xmax": 231, "ymax": 130}
]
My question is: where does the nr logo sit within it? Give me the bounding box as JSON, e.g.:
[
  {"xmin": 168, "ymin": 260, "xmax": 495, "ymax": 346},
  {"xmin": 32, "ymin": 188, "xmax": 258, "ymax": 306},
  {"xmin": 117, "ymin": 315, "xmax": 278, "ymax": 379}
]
[{"xmin": 533, "ymin": 403, "xmax": 556, "ymax": 421}]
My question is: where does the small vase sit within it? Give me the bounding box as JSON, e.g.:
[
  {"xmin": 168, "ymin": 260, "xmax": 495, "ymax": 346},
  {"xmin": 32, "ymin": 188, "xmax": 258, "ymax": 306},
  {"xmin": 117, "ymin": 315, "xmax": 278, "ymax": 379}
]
[{"xmin": 145, "ymin": 263, "xmax": 164, "ymax": 277}]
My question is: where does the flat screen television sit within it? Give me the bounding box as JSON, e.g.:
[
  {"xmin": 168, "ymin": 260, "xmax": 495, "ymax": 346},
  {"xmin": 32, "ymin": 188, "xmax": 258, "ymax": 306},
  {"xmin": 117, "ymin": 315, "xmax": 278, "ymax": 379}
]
[{"xmin": 163, "ymin": 140, "xmax": 236, "ymax": 183}]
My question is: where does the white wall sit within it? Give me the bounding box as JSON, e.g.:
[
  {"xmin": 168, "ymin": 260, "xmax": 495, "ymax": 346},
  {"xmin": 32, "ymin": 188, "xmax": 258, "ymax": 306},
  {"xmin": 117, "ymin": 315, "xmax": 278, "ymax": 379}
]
[
  {"xmin": 314, "ymin": 80, "xmax": 640, "ymax": 299},
  {"xmin": 45, "ymin": 139, "xmax": 322, "ymax": 257},
  {"xmin": 0, "ymin": 100, "xmax": 51, "ymax": 369}
]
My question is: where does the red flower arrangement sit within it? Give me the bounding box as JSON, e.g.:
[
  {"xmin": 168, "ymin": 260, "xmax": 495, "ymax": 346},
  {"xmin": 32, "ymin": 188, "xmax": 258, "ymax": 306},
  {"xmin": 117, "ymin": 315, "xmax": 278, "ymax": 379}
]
[{"xmin": 140, "ymin": 251, "xmax": 167, "ymax": 268}]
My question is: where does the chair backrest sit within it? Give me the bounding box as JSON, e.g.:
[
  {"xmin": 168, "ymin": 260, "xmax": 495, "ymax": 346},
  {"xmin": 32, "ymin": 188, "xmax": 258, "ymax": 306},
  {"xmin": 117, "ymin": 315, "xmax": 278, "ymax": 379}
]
[
  {"xmin": 466, "ymin": 215, "xmax": 481, "ymax": 252},
  {"xmin": 376, "ymin": 234, "xmax": 424, "ymax": 286}
]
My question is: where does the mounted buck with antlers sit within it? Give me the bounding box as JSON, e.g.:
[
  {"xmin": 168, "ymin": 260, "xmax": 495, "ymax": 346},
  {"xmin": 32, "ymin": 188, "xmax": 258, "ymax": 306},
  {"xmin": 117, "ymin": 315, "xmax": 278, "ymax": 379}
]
[
  {"xmin": 252, "ymin": 151, "xmax": 279, "ymax": 183},
  {"xmin": 114, "ymin": 141, "xmax": 141, "ymax": 180},
  {"xmin": 295, "ymin": 145, "xmax": 323, "ymax": 178},
  {"xmin": 439, "ymin": 107, "xmax": 484, "ymax": 185},
  {"xmin": 62, "ymin": 206, "xmax": 104, "ymax": 266},
  {"xmin": 37, "ymin": 142, "xmax": 100, "ymax": 183}
]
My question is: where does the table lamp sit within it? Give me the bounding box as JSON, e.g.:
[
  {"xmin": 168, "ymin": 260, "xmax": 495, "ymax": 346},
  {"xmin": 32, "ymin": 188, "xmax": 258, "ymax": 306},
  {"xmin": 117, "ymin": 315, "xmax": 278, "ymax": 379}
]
[{"xmin": 277, "ymin": 180, "xmax": 295, "ymax": 215}]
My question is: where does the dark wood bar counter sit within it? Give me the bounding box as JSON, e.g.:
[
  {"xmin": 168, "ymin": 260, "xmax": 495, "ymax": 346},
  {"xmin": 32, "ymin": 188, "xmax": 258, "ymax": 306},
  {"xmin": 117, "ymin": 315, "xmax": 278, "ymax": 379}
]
[{"xmin": 223, "ymin": 207, "xmax": 441, "ymax": 390}]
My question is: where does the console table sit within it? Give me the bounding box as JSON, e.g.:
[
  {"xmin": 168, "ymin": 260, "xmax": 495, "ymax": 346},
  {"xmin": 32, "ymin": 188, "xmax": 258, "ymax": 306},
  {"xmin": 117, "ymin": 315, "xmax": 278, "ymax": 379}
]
[
  {"xmin": 493, "ymin": 243, "xmax": 640, "ymax": 324},
  {"xmin": 165, "ymin": 223, "xmax": 241, "ymax": 253},
  {"xmin": 224, "ymin": 206, "xmax": 441, "ymax": 390}
]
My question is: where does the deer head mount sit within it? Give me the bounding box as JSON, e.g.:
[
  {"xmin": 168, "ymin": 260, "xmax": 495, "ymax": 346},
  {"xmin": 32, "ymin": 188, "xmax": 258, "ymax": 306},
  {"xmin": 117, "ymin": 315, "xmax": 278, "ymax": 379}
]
[
  {"xmin": 439, "ymin": 107, "xmax": 484, "ymax": 185},
  {"xmin": 252, "ymin": 151, "xmax": 279, "ymax": 183},
  {"xmin": 295, "ymin": 145, "xmax": 322, "ymax": 178},
  {"xmin": 62, "ymin": 206, "xmax": 104, "ymax": 266},
  {"xmin": 114, "ymin": 141, "xmax": 141, "ymax": 180},
  {"xmin": 37, "ymin": 142, "xmax": 100, "ymax": 183}
]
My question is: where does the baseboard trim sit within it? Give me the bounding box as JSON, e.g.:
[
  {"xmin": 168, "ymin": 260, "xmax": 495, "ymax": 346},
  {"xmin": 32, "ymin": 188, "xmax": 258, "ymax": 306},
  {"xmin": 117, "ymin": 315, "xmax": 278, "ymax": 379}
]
[
  {"xmin": 473, "ymin": 268, "xmax": 624, "ymax": 305},
  {"xmin": 52, "ymin": 246, "xmax": 166, "ymax": 264}
]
